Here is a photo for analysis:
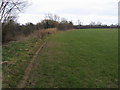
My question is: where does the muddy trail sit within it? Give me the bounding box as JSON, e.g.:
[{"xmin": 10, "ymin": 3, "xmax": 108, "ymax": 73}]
[{"xmin": 17, "ymin": 42, "xmax": 47, "ymax": 88}]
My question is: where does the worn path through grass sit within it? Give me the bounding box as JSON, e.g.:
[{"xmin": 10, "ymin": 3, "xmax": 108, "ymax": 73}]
[
  {"xmin": 2, "ymin": 38, "xmax": 46, "ymax": 88},
  {"xmin": 26, "ymin": 29, "xmax": 118, "ymax": 88}
]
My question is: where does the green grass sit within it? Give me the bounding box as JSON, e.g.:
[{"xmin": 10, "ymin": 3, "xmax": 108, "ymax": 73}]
[
  {"xmin": 2, "ymin": 38, "xmax": 45, "ymax": 88},
  {"xmin": 26, "ymin": 29, "xmax": 118, "ymax": 88}
]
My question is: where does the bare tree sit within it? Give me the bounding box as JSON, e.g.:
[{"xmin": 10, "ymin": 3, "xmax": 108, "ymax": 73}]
[
  {"xmin": 45, "ymin": 13, "xmax": 60, "ymax": 22},
  {"xmin": 77, "ymin": 19, "xmax": 82, "ymax": 26},
  {"xmin": 96, "ymin": 21, "xmax": 102, "ymax": 26},
  {"xmin": 45, "ymin": 13, "xmax": 53, "ymax": 20},
  {"xmin": 60, "ymin": 18, "xmax": 68, "ymax": 23},
  {"xmin": 53, "ymin": 14, "xmax": 60, "ymax": 22},
  {"xmin": 0, "ymin": 0, "xmax": 27, "ymax": 23},
  {"xmin": 89, "ymin": 21, "xmax": 96, "ymax": 26}
]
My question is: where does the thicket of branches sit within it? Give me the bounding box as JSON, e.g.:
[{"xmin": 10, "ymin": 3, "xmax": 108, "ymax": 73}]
[
  {"xmin": 2, "ymin": 14, "xmax": 118, "ymax": 43},
  {"xmin": 1, "ymin": 0, "xmax": 118, "ymax": 43},
  {"xmin": 0, "ymin": 0, "xmax": 27, "ymax": 22},
  {"xmin": 0, "ymin": 0, "xmax": 73, "ymax": 43},
  {"xmin": 2, "ymin": 13, "xmax": 74, "ymax": 43},
  {"xmin": 0, "ymin": 0, "xmax": 29, "ymax": 43}
]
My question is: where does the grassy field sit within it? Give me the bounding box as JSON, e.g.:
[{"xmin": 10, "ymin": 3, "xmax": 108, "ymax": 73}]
[
  {"xmin": 2, "ymin": 38, "xmax": 46, "ymax": 88},
  {"xmin": 3, "ymin": 28, "xmax": 118, "ymax": 88},
  {"xmin": 25, "ymin": 29, "xmax": 118, "ymax": 88}
]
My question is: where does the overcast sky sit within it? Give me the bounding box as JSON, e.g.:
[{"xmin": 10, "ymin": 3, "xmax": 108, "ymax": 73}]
[{"xmin": 18, "ymin": 0, "xmax": 119, "ymax": 25}]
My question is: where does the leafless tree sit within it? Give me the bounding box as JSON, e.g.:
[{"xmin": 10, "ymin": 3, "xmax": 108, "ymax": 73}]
[
  {"xmin": 0, "ymin": 0, "xmax": 27, "ymax": 23},
  {"xmin": 53, "ymin": 14, "xmax": 60, "ymax": 22},
  {"xmin": 96, "ymin": 21, "xmax": 102, "ymax": 26},
  {"xmin": 45, "ymin": 13, "xmax": 60, "ymax": 22},
  {"xmin": 77, "ymin": 19, "xmax": 82, "ymax": 26},
  {"xmin": 44, "ymin": 13, "xmax": 53, "ymax": 20},
  {"xmin": 89, "ymin": 21, "xmax": 96, "ymax": 26}
]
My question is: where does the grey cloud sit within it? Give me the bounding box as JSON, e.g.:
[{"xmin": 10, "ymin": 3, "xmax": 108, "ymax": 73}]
[{"xmin": 56, "ymin": 7, "xmax": 117, "ymax": 17}]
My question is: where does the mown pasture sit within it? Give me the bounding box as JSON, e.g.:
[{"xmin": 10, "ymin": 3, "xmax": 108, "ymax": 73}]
[
  {"xmin": 26, "ymin": 29, "xmax": 118, "ymax": 88},
  {"xmin": 2, "ymin": 28, "xmax": 118, "ymax": 88}
]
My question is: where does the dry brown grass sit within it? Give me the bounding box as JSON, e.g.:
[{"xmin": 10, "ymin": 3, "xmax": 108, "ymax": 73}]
[
  {"xmin": 26, "ymin": 28, "xmax": 58, "ymax": 40},
  {"xmin": 3, "ymin": 28, "xmax": 59, "ymax": 45},
  {"xmin": 14, "ymin": 28, "xmax": 58, "ymax": 41}
]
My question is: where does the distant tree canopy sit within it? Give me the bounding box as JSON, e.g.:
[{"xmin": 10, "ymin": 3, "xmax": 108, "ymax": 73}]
[
  {"xmin": 36, "ymin": 14, "xmax": 74, "ymax": 30},
  {"xmin": 41, "ymin": 19, "xmax": 59, "ymax": 29},
  {"xmin": 58, "ymin": 18, "xmax": 73, "ymax": 30},
  {"xmin": 1, "ymin": 1, "xmax": 118, "ymax": 44},
  {"xmin": 1, "ymin": 13, "xmax": 74, "ymax": 43}
]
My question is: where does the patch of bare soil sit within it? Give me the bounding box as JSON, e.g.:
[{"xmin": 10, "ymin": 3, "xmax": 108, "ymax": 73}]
[{"xmin": 17, "ymin": 42, "xmax": 47, "ymax": 88}]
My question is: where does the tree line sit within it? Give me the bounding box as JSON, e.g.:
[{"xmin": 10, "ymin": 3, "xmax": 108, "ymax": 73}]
[
  {"xmin": 0, "ymin": 0, "xmax": 118, "ymax": 43},
  {"xmin": 2, "ymin": 14, "xmax": 74, "ymax": 43},
  {"xmin": 75, "ymin": 21, "xmax": 118, "ymax": 29},
  {"xmin": 0, "ymin": 1, "xmax": 73, "ymax": 43},
  {"xmin": 2, "ymin": 14, "xmax": 118, "ymax": 43}
]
